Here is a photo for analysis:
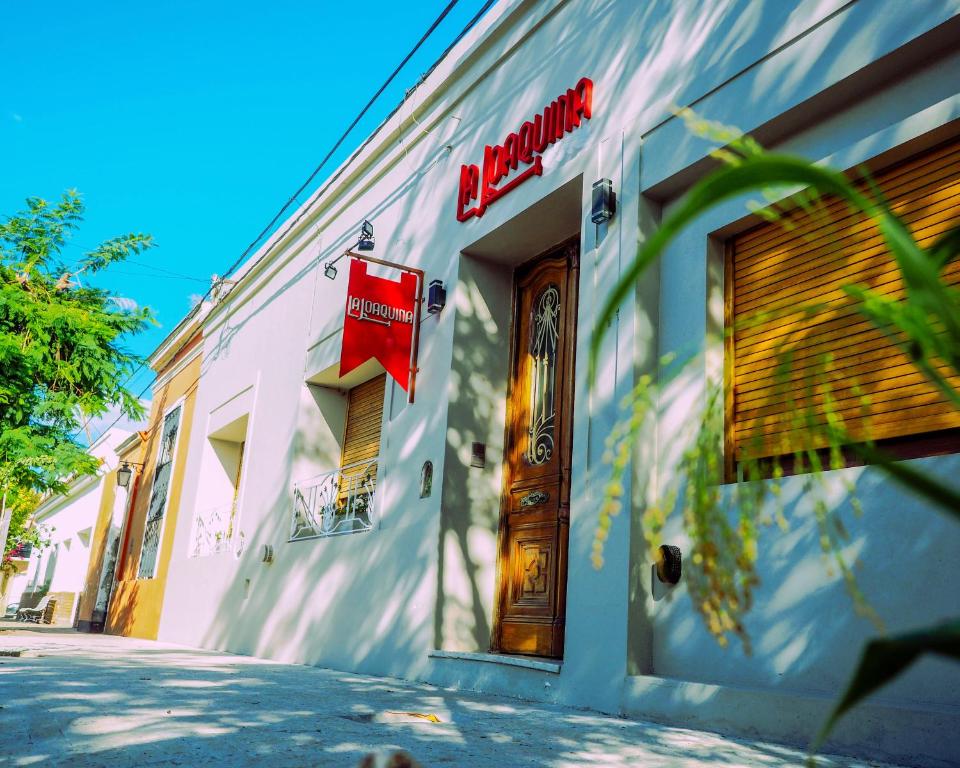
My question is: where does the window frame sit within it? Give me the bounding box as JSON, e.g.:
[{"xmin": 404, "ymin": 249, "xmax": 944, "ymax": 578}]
[
  {"xmin": 136, "ymin": 396, "xmax": 186, "ymax": 580},
  {"xmin": 722, "ymin": 138, "xmax": 960, "ymax": 479}
]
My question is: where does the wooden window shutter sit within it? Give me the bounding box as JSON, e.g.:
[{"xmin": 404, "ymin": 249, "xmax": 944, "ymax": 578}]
[
  {"xmin": 341, "ymin": 374, "xmax": 386, "ymax": 469},
  {"xmin": 728, "ymin": 137, "xmax": 960, "ymax": 463}
]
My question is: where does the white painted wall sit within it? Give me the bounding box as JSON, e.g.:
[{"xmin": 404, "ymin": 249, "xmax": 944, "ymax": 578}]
[
  {"xmin": 157, "ymin": 1, "xmax": 960, "ymax": 764},
  {"xmin": 15, "ymin": 428, "xmax": 136, "ymax": 623}
]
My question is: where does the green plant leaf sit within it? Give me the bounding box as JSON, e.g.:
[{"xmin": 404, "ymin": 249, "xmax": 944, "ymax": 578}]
[
  {"xmin": 842, "ymin": 284, "xmax": 960, "ymax": 410},
  {"xmin": 874, "ymin": 216, "xmax": 960, "ymax": 342},
  {"xmin": 812, "ymin": 620, "xmax": 960, "ymax": 753},
  {"xmin": 927, "ymin": 225, "xmax": 960, "ymax": 270},
  {"xmin": 849, "ymin": 442, "xmax": 960, "ymax": 524},
  {"xmin": 588, "ymin": 155, "xmax": 878, "ymax": 384},
  {"xmin": 1, "ymin": 192, "xmax": 154, "ymax": 507}
]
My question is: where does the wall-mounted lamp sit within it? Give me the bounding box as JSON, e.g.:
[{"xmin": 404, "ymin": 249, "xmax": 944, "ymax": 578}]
[
  {"xmin": 470, "ymin": 442, "xmax": 486, "ymax": 469},
  {"xmin": 591, "ymin": 178, "xmax": 616, "ymax": 224},
  {"xmin": 322, "ymin": 220, "xmax": 378, "ymax": 280},
  {"xmin": 357, "ymin": 219, "xmax": 375, "ymax": 252},
  {"xmin": 427, "ymin": 280, "xmax": 446, "ymax": 314},
  {"xmin": 116, "ymin": 461, "xmax": 143, "ymax": 489},
  {"xmin": 655, "ymin": 544, "xmax": 682, "ymax": 585}
]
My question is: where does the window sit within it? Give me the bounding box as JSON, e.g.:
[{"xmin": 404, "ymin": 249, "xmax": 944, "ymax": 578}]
[
  {"xmin": 191, "ymin": 412, "xmax": 248, "ymax": 557},
  {"xmin": 337, "ymin": 374, "xmax": 386, "ymax": 514},
  {"xmin": 727, "ymin": 137, "xmax": 960, "ymax": 469},
  {"xmin": 340, "ymin": 374, "xmax": 386, "ymax": 472},
  {"xmin": 137, "ymin": 403, "xmax": 182, "ymax": 578},
  {"xmin": 291, "ymin": 373, "xmax": 386, "ymax": 539}
]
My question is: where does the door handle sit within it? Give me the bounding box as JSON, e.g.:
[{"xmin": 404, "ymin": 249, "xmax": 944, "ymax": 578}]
[{"xmin": 519, "ymin": 490, "xmax": 550, "ymax": 507}]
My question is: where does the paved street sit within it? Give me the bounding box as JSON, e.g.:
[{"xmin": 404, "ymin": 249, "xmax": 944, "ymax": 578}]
[{"xmin": 0, "ymin": 623, "xmax": 903, "ymax": 768}]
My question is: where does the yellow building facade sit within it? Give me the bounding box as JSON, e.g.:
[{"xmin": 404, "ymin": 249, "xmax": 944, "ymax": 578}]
[{"xmin": 105, "ymin": 320, "xmax": 202, "ymax": 640}]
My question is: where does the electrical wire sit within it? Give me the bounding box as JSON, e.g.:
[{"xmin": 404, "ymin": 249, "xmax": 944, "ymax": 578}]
[
  {"xmin": 125, "ymin": 260, "xmax": 212, "ymax": 282},
  {"xmin": 107, "ymin": 270, "xmax": 208, "ymax": 283},
  {"xmin": 225, "ymin": 0, "xmax": 496, "ymax": 285},
  {"xmin": 75, "ymin": 0, "xmax": 493, "ymax": 445},
  {"xmin": 216, "ymin": 0, "xmax": 462, "ymax": 282}
]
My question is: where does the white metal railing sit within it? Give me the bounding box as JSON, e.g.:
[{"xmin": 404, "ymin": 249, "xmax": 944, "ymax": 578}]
[
  {"xmin": 190, "ymin": 502, "xmax": 237, "ymax": 556},
  {"xmin": 291, "ymin": 458, "xmax": 379, "ymax": 540}
]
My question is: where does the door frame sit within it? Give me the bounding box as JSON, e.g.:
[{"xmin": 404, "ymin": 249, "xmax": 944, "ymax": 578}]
[{"xmin": 490, "ymin": 235, "xmax": 581, "ymax": 657}]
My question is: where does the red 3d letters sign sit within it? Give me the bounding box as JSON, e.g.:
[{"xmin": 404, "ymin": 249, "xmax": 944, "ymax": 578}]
[
  {"xmin": 340, "ymin": 259, "xmax": 418, "ymax": 391},
  {"xmin": 456, "ymin": 77, "xmax": 593, "ymax": 222}
]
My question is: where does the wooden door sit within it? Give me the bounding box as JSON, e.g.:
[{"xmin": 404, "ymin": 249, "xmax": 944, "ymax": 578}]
[{"xmin": 493, "ymin": 238, "xmax": 579, "ymax": 658}]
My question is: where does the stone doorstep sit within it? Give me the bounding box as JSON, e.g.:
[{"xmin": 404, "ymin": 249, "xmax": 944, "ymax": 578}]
[{"xmin": 428, "ymin": 649, "xmax": 562, "ymax": 673}]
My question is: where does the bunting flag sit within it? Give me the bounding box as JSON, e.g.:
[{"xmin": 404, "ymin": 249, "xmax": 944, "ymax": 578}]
[{"xmin": 339, "ymin": 258, "xmax": 418, "ymax": 391}]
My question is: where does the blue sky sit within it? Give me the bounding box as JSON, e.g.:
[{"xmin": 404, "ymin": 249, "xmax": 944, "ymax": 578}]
[{"xmin": 1, "ymin": 1, "xmax": 490, "ymax": 403}]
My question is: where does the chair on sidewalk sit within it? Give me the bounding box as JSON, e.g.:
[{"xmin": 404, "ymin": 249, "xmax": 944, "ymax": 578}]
[{"xmin": 16, "ymin": 595, "xmax": 57, "ymax": 624}]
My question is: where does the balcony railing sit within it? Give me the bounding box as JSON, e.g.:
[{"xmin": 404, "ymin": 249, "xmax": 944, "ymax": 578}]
[
  {"xmin": 291, "ymin": 458, "xmax": 378, "ymax": 540},
  {"xmin": 190, "ymin": 502, "xmax": 237, "ymax": 557}
]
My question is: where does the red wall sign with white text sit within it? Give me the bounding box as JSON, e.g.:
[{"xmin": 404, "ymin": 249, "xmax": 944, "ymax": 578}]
[{"xmin": 340, "ymin": 259, "xmax": 418, "ymax": 391}]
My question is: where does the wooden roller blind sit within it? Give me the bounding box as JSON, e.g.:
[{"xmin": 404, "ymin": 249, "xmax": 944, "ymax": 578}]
[
  {"xmin": 729, "ymin": 137, "xmax": 960, "ymax": 462},
  {"xmin": 341, "ymin": 374, "xmax": 386, "ymax": 469}
]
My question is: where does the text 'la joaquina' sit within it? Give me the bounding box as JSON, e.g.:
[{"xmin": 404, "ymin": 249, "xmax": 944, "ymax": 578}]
[{"xmin": 456, "ymin": 77, "xmax": 593, "ymax": 222}]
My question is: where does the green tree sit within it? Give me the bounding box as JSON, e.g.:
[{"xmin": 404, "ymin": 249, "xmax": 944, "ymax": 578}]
[
  {"xmin": 590, "ymin": 114, "xmax": 960, "ymax": 754},
  {"xmin": 0, "ymin": 190, "xmax": 154, "ymax": 553}
]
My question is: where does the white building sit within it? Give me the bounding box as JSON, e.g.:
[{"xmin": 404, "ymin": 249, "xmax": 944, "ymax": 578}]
[
  {"xmin": 157, "ymin": 2, "xmax": 960, "ymax": 764},
  {"xmin": 12, "ymin": 427, "xmax": 138, "ymax": 625}
]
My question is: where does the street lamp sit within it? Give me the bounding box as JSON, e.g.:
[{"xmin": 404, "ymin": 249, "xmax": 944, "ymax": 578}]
[
  {"xmin": 323, "ymin": 220, "xmax": 376, "ymax": 280},
  {"xmin": 116, "ymin": 462, "xmax": 142, "ymax": 489},
  {"xmin": 357, "ymin": 220, "xmax": 375, "ymax": 251}
]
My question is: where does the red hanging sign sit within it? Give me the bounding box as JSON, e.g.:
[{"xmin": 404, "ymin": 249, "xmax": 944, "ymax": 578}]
[
  {"xmin": 340, "ymin": 258, "xmax": 419, "ymax": 393},
  {"xmin": 456, "ymin": 77, "xmax": 593, "ymax": 222}
]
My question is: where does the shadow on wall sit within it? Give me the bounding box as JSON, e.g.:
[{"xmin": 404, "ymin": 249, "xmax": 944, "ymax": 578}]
[
  {"xmin": 644, "ymin": 442, "xmax": 960, "ymax": 704},
  {"xmin": 434, "ymin": 254, "xmax": 513, "ymax": 654},
  {"xmin": 188, "ymin": 97, "xmax": 514, "ymax": 675},
  {"xmin": 194, "ymin": 405, "xmax": 448, "ymax": 678},
  {"xmin": 166, "ymin": 0, "xmax": 959, "ymax": 700}
]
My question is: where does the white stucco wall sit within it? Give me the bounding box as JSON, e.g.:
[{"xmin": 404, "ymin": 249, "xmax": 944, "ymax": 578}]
[
  {"xmin": 157, "ymin": 1, "xmax": 960, "ymax": 764},
  {"xmin": 16, "ymin": 428, "xmax": 136, "ymax": 623}
]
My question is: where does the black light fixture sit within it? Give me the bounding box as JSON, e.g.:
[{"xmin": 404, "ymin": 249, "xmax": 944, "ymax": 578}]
[
  {"xmin": 357, "ymin": 219, "xmax": 375, "ymax": 251},
  {"xmin": 591, "ymin": 178, "xmax": 616, "ymax": 224},
  {"xmin": 116, "ymin": 462, "xmax": 141, "ymax": 489},
  {"xmin": 470, "ymin": 442, "xmax": 486, "ymax": 468},
  {"xmin": 322, "ymin": 220, "xmax": 375, "ymax": 279},
  {"xmin": 655, "ymin": 544, "xmax": 682, "ymax": 585},
  {"xmin": 427, "ymin": 279, "xmax": 446, "ymax": 314}
]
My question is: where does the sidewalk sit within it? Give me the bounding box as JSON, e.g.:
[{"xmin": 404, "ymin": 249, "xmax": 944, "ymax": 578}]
[{"xmin": 0, "ymin": 623, "xmax": 903, "ymax": 768}]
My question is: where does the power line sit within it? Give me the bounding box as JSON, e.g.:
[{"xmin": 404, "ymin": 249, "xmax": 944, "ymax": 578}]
[
  {"xmin": 77, "ymin": 0, "xmax": 492, "ymax": 445},
  {"xmin": 125, "ymin": 260, "xmax": 211, "ymax": 282},
  {"xmin": 108, "ymin": 270, "xmax": 208, "ymax": 283},
  {"xmin": 216, "ymin": 0, "xmax": 497, "ymax": 291},
  {"xmin": 71, "ymin": 259, "xmax": 209, "ymax": 441},
  {"xmin": 216, "ymin": 0, "xmax": 463, "ymax": 282}
]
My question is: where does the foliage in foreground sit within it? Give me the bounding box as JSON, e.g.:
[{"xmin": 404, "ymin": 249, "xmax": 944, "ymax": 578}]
[
  {"xmin": 0, "ymin": 191, "xmax": 154, "ymax": 552},
  {"xmin": 0, "ymin": 487, "xmax": 46, "ymax": 573},
  {"xmin": 589, "ymin": 112, "xmax": 959, "ymax": 750}
]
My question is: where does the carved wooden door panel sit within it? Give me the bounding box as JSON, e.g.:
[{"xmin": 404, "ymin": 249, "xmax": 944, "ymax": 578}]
[{"xmin": 493, "ymin": 238, "xmax": 578, "ymax": 658}]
